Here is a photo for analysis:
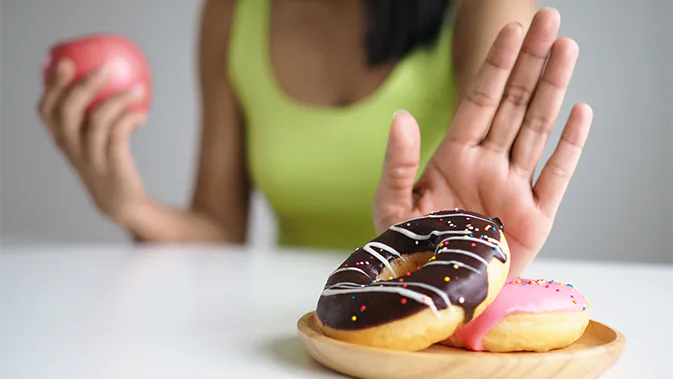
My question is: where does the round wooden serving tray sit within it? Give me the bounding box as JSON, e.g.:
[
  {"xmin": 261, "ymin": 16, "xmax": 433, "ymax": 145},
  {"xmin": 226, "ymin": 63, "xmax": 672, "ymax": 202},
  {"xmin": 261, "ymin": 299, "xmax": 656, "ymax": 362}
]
[{"xmin": 297, "ymin": 311, "xmax": 625, "ymax": 379}]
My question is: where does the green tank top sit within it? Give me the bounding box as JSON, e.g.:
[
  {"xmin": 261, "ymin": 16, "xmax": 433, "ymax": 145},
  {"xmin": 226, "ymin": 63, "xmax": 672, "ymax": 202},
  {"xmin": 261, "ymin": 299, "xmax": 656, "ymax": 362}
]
[{"xmin": 229, "ymin": 0, "xmax": 457, "ymax": 250}]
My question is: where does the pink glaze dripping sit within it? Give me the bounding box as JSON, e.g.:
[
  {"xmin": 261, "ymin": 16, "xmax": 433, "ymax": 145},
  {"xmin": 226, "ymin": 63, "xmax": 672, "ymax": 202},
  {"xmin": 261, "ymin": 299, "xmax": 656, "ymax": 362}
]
[{"xmin": 451, "ymin": 278, "xmax": 589, "ymax": 351}]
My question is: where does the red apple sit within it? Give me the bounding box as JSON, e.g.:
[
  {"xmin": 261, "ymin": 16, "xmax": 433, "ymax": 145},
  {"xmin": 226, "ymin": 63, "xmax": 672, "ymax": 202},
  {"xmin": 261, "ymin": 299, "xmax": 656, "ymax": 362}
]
[{"xmin": 43, "ymin": 33, "xmax": 152, "ymax": 113}]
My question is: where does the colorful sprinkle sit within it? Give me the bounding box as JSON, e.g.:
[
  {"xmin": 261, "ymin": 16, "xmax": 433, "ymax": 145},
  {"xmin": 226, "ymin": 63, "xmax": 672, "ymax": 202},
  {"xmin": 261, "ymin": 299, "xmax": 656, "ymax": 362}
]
[
  {"xmin": 360, "ymin": 305, "xmax": 367, "ymax": 312},
  {"xmin": 444, "ymin": 276, "xmax": 451, "ymax": 282},
  {"xmin": 400, "ymin": 298, "xmax": 407, "ymax": 305},
  {"xmin": 458, "ymin": 297, "xmax": 465, "ymax": 304},
  {"xmin": 352, "ymin": 316, "xmax": 357, "ymax": 321},
  {"xmin": 453, "ymin": 264, "xmax": 459, "ymax": 269},
  {"xmin": 406, "ymin": 272, "xmax": 411, "ymax": 276},
  {"xmin": 352, "ymin": 296, "xmax": 356, "ymax": 299}
]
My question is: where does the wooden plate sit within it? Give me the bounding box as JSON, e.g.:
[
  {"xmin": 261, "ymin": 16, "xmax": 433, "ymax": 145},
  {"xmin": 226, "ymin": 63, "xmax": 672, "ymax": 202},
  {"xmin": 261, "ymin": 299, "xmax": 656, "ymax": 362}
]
[{"xmin": 297, "ymin": 311, "xmax": 625, "ymax": 379}]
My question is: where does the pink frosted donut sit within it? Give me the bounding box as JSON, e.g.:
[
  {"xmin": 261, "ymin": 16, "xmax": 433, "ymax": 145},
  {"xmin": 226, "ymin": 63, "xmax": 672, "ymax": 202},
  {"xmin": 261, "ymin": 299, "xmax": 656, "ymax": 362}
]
[{"xmin": 444, "ymin": 278, "xmax": 590, "ymax": 352}]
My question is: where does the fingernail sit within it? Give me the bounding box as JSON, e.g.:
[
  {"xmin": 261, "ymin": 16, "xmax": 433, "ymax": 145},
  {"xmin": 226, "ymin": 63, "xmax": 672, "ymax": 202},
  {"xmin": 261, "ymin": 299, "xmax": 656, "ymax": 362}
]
[
  {"xmin": 57, "ymin": 59, "xmax": 71, "ymax": 74},
  {"xmin": 393, "ymin": 110, "xmax": 407, "ymax": 120}
]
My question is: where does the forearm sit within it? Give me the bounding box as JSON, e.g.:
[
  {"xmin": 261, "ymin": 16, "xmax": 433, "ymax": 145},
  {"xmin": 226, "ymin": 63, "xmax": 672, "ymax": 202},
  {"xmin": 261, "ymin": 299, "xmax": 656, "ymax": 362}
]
[
  {"xmin": 452, "ymin": 0, "xmax": 538, "ymax": 98},
  {"xmin": 118, "ymin": 0, "xmax": 249, "ymax": 245},
  {"xmin": 119, "ymin": 197, "xmax": 244, "ymax": 244}
]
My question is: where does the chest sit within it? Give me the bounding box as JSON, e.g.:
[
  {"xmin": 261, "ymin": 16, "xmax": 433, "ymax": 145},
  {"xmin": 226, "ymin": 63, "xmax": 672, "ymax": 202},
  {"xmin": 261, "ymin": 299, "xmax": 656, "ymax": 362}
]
[
  {"xmin": 269, "ymin": 0, "xmax": 395, "ymax": 108},
  {"xmin": 229, "ymin": 0, "xmax": 457, "ymax": 222}
]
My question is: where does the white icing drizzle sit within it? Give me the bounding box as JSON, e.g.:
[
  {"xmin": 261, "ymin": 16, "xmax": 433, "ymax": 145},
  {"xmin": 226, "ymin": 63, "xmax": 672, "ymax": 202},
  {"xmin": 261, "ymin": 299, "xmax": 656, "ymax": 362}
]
[
  {"xmin": 388, "ymin": 225, "xmax": 470, "ymax": 241},
  {"xmin": 423, "ymin": 259, "xmax": 481, "ymax": 274},
  {"xmin": 329, "ymin": 267, "xmax": 369, "ymax": 277},
  {"xmin": 321, "ymin": 285, "xmax": 441, "ymax": 317},
  {"xmin": 437, "ymin": 235, "xmax": 506, "ymax": 261},
  {"xmin": 362, "ymin": 242, "xmax": 398, "ymax": 274},
  {"xmin": 398, "ymin": 212, "xmax": 499, "ymax": 226},
  {"xmin": 323, "ymin": 279, "xmax": 451, "ymax": 312},
  {"xmin": 365, "ymin": 241, "xmax": 404, "ymax": 259},
  {"xmin": 324, "ymin": 282, "xmax": 364, "ymax": 290},
  {"xmin": 436, "ymin": 248, "xmax": 489, "ymax": 266},
  {"xmin": 327, "ymin": 282, "xmax": 362, "ymax": 288},
  {"xmin": 377, "ymin": 281, "xmax": 451, "ymax": 307}
]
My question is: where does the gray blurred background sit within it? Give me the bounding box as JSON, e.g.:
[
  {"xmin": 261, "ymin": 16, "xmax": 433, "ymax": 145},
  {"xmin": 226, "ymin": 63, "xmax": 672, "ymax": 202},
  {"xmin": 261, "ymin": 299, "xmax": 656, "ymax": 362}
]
[{"xmin": 1, "ymin": 0, "xmax": 672, "ymax": 263}]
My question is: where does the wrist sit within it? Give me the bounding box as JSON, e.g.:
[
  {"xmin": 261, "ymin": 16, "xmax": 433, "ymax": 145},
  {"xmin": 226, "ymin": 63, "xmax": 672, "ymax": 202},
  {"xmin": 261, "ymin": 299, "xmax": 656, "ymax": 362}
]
[{"xmin": 111, "ymin": 195, "xmax": 155, "ymax": 234}]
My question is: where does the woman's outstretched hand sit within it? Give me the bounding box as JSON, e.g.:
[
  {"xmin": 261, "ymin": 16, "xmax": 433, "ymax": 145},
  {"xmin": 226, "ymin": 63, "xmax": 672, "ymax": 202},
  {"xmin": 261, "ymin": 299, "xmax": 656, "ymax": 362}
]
[{"xmin": 372, "ymin": 8, "xmax": 593, "ymax": 277}]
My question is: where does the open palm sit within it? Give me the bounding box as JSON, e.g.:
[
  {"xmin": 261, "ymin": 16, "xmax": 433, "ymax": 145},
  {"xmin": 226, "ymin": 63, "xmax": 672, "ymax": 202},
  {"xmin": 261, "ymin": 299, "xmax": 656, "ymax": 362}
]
[{"xmin": 372, "ymin": 9, "xmax": 593, "ymax": 277}]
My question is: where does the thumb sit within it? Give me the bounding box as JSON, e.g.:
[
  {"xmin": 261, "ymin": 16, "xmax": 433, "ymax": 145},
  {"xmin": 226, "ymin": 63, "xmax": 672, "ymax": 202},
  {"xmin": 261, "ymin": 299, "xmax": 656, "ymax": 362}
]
[{"xmin": 373, "ymin": 110, "xmax": 421, "ymax": 232}]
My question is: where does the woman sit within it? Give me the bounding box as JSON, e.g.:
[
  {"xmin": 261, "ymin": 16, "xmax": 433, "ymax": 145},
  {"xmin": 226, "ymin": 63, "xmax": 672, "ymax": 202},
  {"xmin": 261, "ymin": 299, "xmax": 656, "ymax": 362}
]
[{"xmin": 37, "ymin": 0, "xmax": 592, "ymax": 277}]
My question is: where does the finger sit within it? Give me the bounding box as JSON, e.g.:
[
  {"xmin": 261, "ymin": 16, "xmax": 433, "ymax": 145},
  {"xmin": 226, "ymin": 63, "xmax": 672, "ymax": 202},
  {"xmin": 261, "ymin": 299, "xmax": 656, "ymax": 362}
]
[
  {"xmin": 38, "ymin": 59, "xmax": 75, "ymax": 129},
  {"xmin": 446, "ymin": 22, "xmax": 524, "ymax": 146},
  {"xmin": 373, "ymin": 111, "xmax": 421, "ymax": 232},
  {"xmin": 483, "ymin": 8, "xmax": 561, "ymax": 152},
  {"xmin": 86, "ymin": 85, "xmax": 145, "ymax": 171},
  {"xmin": 533, "ymin": 103, "xmax": 592, "ymax": 217},
  {"xmin": 55, "ymin": 65, "xmax": 110, "ymax": 156},
  {"xmin": 510, "ymin": 37, "xmax": 579, "ymax": 177},
  {"xmin": 108, "ymin": 111, "xmax": 147, "ymax": 168}
]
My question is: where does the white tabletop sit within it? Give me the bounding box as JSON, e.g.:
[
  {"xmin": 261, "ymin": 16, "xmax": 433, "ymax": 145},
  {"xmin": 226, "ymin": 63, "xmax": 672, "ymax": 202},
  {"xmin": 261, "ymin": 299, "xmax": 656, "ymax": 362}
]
[{"xmin": 0, "ymin": 244, "xmax": 670, "ymax": 379}]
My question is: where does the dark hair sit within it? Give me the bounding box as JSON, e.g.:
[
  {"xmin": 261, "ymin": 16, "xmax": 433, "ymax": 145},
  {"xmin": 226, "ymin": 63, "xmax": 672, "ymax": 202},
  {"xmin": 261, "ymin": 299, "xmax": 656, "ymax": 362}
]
[{"xmin": 363, "ymin": 0, "xmax": 451, "ymax": 67}]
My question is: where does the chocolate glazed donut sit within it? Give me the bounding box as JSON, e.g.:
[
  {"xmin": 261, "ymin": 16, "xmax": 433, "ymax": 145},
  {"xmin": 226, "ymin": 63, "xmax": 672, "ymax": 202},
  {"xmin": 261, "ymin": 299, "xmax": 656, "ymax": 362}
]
[{"xmin": 315, "ymin": 209, "xmax": 511, "ymax": 351}]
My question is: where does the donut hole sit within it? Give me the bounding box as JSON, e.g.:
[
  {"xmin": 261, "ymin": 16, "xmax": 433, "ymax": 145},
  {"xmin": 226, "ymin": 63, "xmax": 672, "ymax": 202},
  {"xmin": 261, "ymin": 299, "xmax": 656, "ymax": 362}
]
[{"xmin": 377, "ymin": 252, "xmax": 434, "ymax": 281}]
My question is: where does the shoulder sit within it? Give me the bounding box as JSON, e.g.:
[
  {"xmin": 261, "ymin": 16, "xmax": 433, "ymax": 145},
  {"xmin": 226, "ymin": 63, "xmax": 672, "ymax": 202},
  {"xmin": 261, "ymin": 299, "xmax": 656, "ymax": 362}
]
[{"xmin": 198, "ymin": 0, "xmax": 238, "ymax": 72}]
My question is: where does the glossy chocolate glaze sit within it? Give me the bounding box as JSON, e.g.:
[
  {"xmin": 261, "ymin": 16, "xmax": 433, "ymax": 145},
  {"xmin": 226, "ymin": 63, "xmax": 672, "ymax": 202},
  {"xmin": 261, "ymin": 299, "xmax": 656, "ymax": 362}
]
[{"xmin": 316, "ymin": 209, "xmax": 506, "ymax": 330}]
